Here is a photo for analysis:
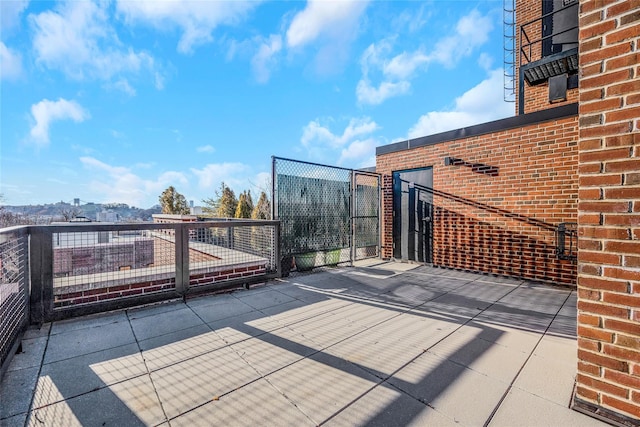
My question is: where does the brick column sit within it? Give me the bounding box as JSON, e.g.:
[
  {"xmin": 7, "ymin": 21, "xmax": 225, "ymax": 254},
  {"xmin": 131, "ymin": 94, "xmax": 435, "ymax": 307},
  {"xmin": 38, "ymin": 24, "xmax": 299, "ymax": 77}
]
[{"xmin": 575, "ymin": 0, "xmax": 640, "ymax": 424}]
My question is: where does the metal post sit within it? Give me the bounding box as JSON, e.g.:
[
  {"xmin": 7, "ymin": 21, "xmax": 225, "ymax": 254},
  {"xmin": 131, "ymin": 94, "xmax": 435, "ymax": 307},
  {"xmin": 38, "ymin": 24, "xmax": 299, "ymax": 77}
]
[
  {"xmin": 29, "ymin": 227, "xmax": 53, "ymax": 324},
  {"xmin": 274, "ymin": 221, "xmax": 281, "ymax": 277},
  {"xmin": 271, "ymin": 156, "xmax": 277, "ymax": 221},
  {"xmin": 350, "ymin": 171, "xmax": 356, "ymax": 265},
  {"xmin": 377, "ymin": 174, "xmax": 382, "ymax": 258},
  {"xmin": 174, "ymin": 224, "xmax": 189, "ymax": 297},
  {"xmin": 20, "ymin": 230, "xmax": 30, "ymax": 326}
]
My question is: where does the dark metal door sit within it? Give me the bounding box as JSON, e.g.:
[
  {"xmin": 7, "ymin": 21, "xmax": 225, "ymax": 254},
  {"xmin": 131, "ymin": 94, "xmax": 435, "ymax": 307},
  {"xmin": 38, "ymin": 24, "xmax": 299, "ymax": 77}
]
[{"xmin": 392, "ymin": 168, "xmax": 433, "ymax": 263}]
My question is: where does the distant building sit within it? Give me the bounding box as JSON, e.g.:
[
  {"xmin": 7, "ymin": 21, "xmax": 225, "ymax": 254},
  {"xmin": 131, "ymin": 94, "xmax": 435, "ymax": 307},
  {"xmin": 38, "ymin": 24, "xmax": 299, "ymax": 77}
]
[
  {"xmin": 50, "ymin": 220, "xmax": 154, "ymax": 277},
  {"xmin": 96, "ymin": 211, "xmax": 119, "ymax": 222}
]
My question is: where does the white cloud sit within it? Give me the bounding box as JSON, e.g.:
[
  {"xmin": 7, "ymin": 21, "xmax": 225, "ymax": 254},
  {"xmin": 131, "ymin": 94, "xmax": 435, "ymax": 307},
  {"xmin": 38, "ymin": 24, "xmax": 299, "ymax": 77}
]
[
  {"xmin": 286, "ymin": 0, "xmax": 369, "ymax": 76},
  {"xmin": 392, "ymin": 3, "xmax": 430, "ymax": 34},
  {"xmin": 430, "ymin": 10, "xmax": 493, "ymax": 67},
  {"xmin": 196, "ymin": 145, "xmax": 215, "ymax": 153},
  {"xmin": 252, "ymin": 171, "xmax": 271, "ymax": 193},
  {"xmin": 1, "ymin": 0, "xmax": 29, "ymax": 33},
  {"xmin": 339, "ymin": 138, "xmax": 378, "ymax": 167},
  {"xmin": 357, "ymin": 9, "xmax": 494, "ymax": 106},
  {"xmin": 286, "ymin": 0, "xmax": 368, "ymax": 48},
  {"xmin": 407, "ymin": 69, "xmax": 514, "ymax": 138},
  {"xmin": 477, "ymin": 52, "xmax": 493, "ymax": 71},
  {"xmin": 300, "ymin": 117, "xmax": 381, "ymax": 166},
  {"xmin": 302, "ymin": 117, "xmax": 379, "ymax": 149},
  {"xmin": 30, "ymin": 1, "xmax": 160, "ymax": 85},
  {"xmin": 111, "ymin": 79, "xmax": 136, "ymax": 96},
  {"xmin": 29, "ymin": 98, "xmax": 90, "ymax": 146},
  {"xmin": 189, "ymin": 163, "xmax": 270, "ymax": 201},
  {"xmin": 116, "ymin": 0, "xmax": 260, "ymax": 54},
  {"xmin": 110, "ymin": 129, "xmax": 125, "ymax": 139},
  {"xmin": 383, "ymin": 50, "xmax": 430, "ymax": 80},
  {"xmin": 0, "ymin": 42, "xmax": 22, "ymax": 80},
  {"xmin": 356, "ymin": 79, "xmax": 410, "ymax": 106},
  {"xmin": 251, "ymin": 34, "xmax": 282, "ymax": 84},
  {"xmin": 357, "ymin": 39, "xmax": 414, "ymax": 105},
  {"xmin": 80, "ymin": 156, "xmax": 187, "ymax": 207},
  {"xmin": 190, "ymin": 163, "xmax": 250, "ymax": 190}
]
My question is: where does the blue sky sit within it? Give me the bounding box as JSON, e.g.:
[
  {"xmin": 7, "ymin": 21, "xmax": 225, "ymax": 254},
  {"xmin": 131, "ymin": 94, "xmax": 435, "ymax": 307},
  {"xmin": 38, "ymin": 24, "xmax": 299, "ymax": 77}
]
[{"xmin": 1, "ymin": 0, "xmax": 514, "ymax": 208}]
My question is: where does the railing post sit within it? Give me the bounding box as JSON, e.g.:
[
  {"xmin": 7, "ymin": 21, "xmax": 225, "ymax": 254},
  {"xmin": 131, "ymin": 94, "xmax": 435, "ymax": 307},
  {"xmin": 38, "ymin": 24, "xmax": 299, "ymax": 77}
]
[
  {"xmin": 29, "ymin": 227, "xmax": 53, "ymax": 324},
  {"xmin": 274, "ymin": 221, "xmax": 281, "ymax": 278},
  {"xmin": 174, "ymin": 224, "xmax": 189, "ymax": 297},
  {"xmin": 350, "ymin": 171, "xmax": 356, "ymax": 265},
  {"xmin": 21, "ymin": 228, "xmax": 31, "ymax": 325}
]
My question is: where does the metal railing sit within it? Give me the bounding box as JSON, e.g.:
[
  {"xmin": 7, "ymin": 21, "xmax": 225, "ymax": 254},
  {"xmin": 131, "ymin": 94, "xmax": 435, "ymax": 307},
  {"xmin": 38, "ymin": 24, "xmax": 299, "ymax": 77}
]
[
  {"xmin": 519, "ymin": 1, "xmax": 578, "ymax": 66},
  {"xmin": 0, "ymin": 219, "xmax": 280, "ymax": 377},
  {"xmin": 0, "ymin": 227, "xmax": 29, "ymax": 378}
]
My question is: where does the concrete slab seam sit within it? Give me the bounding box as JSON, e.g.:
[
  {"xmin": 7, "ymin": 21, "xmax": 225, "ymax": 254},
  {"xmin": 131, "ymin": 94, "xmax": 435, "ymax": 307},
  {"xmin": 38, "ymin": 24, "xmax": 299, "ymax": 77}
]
[{"xmin": 482, "ymin": 289, "xmax": 575, "ymax": 427}]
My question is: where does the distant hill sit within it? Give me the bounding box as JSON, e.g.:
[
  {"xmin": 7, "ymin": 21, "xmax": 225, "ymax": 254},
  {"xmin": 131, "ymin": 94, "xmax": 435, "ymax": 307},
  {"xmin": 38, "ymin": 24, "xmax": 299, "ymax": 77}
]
[{"xmin": 3, "ymin": 202, "xmax": 162, "ymax": 223}]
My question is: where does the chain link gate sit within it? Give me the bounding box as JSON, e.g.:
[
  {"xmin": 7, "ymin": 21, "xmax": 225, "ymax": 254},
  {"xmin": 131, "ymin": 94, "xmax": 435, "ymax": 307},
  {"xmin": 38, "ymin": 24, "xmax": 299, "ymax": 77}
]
[
  {"xmin": 272, "ymin": 157, "xmax": 380, "ymax": 274},
  {"xmin": 352, "ymin": 171, "xmax": 380, "ymax": 260}
]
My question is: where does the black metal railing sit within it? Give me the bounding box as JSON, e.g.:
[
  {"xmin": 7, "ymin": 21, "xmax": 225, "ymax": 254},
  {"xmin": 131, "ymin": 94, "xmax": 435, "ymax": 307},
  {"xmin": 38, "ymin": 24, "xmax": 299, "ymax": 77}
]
[{"xmin": 519, "ymin": 1, "xmax": 579, "ymax": 66}]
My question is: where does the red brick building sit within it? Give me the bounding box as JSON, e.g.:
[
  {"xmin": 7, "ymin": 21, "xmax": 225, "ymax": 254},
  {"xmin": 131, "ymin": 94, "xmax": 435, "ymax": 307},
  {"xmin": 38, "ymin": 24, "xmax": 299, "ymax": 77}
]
[
  {"xmin": 375, "ymin": 0, "xmax": 639, "ymax": 424},
  {"xmin": 574, "ymin": 0, "xmax": 640, "ymax": 424}
]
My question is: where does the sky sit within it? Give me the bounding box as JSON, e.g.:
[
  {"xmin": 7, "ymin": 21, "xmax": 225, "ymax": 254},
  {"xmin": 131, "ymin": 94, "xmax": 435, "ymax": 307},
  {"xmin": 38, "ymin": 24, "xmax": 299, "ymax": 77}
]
[{"xmin": 1, "ymin": 0, "xmax": 515, "ymax": 209}]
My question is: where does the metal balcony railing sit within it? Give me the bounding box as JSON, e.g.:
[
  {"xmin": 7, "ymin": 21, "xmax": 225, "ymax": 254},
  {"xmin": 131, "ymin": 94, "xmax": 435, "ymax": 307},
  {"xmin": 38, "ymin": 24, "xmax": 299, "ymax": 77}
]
[
  {"xmin": 0, "ymin": 220, "xmax": 280, "ymax": 378},
  {"xmin": 518, "ymin": 1, "xmax": 579, "ymax": 70}
]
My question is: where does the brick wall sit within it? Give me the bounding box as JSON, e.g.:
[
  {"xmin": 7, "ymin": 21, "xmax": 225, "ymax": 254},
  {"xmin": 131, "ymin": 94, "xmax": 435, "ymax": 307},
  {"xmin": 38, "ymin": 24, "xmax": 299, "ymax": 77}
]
[
  {"xmin": 53, "ymin": 239, "xmax": 154, "ymax": 277},
  {"xmin": 516, "ymin": 0, "xmax": 580, "ymax": 115},
  {"xmin": 54, "ymin": 263, "xmax": 267, "ymax": 307},
  {"xmin": 377, "ymin": 113, "xmax": 579, "ymax": 285},
  {"xmin": 574, "ymin": 0, "xmax": 640, "ymax": 423}
]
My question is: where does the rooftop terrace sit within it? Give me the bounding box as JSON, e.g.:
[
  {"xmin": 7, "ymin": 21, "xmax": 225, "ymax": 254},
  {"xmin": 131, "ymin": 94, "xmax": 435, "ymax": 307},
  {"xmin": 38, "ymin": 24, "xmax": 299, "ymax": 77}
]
[{"xmin": 2, "ymin": 261, "xmax": 606, "ymax": 426}]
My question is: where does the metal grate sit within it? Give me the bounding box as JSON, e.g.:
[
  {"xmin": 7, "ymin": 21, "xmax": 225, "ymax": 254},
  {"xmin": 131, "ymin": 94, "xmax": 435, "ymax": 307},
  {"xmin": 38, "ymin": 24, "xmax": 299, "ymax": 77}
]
[
  {"xmin": 53, "ymin": 228, "xmax": 176, "ymax": 308},
  {"xmin": 187, "ymin": 222, "xmax": 278, "ymax": 288},
  {"xmin": 0, "ymin": 229, "xmax": 28, "ymax": 371}
]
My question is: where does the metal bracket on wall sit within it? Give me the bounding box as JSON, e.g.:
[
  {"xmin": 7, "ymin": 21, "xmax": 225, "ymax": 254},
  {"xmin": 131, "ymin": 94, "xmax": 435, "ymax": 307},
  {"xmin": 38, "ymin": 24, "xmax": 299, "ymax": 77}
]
[{"xmin": 556, "ymin": 222, "xmax": 577, "ymax": 262}]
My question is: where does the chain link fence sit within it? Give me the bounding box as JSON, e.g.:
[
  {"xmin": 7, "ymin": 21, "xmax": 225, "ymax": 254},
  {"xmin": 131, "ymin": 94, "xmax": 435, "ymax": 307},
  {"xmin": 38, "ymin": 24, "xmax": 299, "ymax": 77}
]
[
  {"xmin": 353, "ymin": 172, "xmax": 380, "ymax": 259},
  {"xmin": 272, "ymin": 157, "xmax": 380, "ymax": 274}
]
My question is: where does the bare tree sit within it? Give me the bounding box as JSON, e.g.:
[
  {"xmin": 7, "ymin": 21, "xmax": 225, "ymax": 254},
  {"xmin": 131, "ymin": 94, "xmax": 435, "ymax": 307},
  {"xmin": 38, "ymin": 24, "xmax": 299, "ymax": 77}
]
[{"xmin": 59, "ymin": 207, "xmax": 82, "ymax": 221}]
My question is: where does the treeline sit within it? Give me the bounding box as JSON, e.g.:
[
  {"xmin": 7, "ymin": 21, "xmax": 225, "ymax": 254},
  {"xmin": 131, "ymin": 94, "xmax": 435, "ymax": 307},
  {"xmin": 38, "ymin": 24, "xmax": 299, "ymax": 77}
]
[{"xmin": 159, "ymin": 183, "xmax": 271, "ymax": 220}]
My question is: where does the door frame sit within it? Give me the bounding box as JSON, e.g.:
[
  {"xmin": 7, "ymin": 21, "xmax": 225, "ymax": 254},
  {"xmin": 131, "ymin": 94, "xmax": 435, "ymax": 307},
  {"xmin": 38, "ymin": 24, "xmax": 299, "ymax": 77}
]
[{"xmin": 392, "ymin": 167, "xmax": 433, "ymax": 264}]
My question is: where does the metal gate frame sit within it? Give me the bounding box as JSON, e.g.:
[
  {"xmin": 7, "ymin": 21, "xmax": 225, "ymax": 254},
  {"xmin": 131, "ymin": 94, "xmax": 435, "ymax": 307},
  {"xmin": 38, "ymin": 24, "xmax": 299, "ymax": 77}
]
[
  {"xmin": 352, "ymin": 170, "xmax": 381, "ymax": 261},
  {"xmin": 272, "ymin": 156, "xmax": 380, "ymax": 272}
]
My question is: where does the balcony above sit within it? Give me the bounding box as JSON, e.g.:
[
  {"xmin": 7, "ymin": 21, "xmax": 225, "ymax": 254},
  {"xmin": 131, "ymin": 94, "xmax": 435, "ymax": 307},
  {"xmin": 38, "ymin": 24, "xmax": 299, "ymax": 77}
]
[
  {"xmin": 522, "ymin": 47, "xmax": 578, "ymax": 86},
  {"xmin": 519, "ymin": 0, "xmax": 579, "ymax": 86}
]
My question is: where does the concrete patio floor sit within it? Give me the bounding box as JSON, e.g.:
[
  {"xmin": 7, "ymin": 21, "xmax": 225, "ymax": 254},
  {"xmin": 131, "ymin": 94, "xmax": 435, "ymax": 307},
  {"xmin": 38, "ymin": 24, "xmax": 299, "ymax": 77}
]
[{"xmin": 1, "ymin": 261, "xmax": 607, "ymax": 427}]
